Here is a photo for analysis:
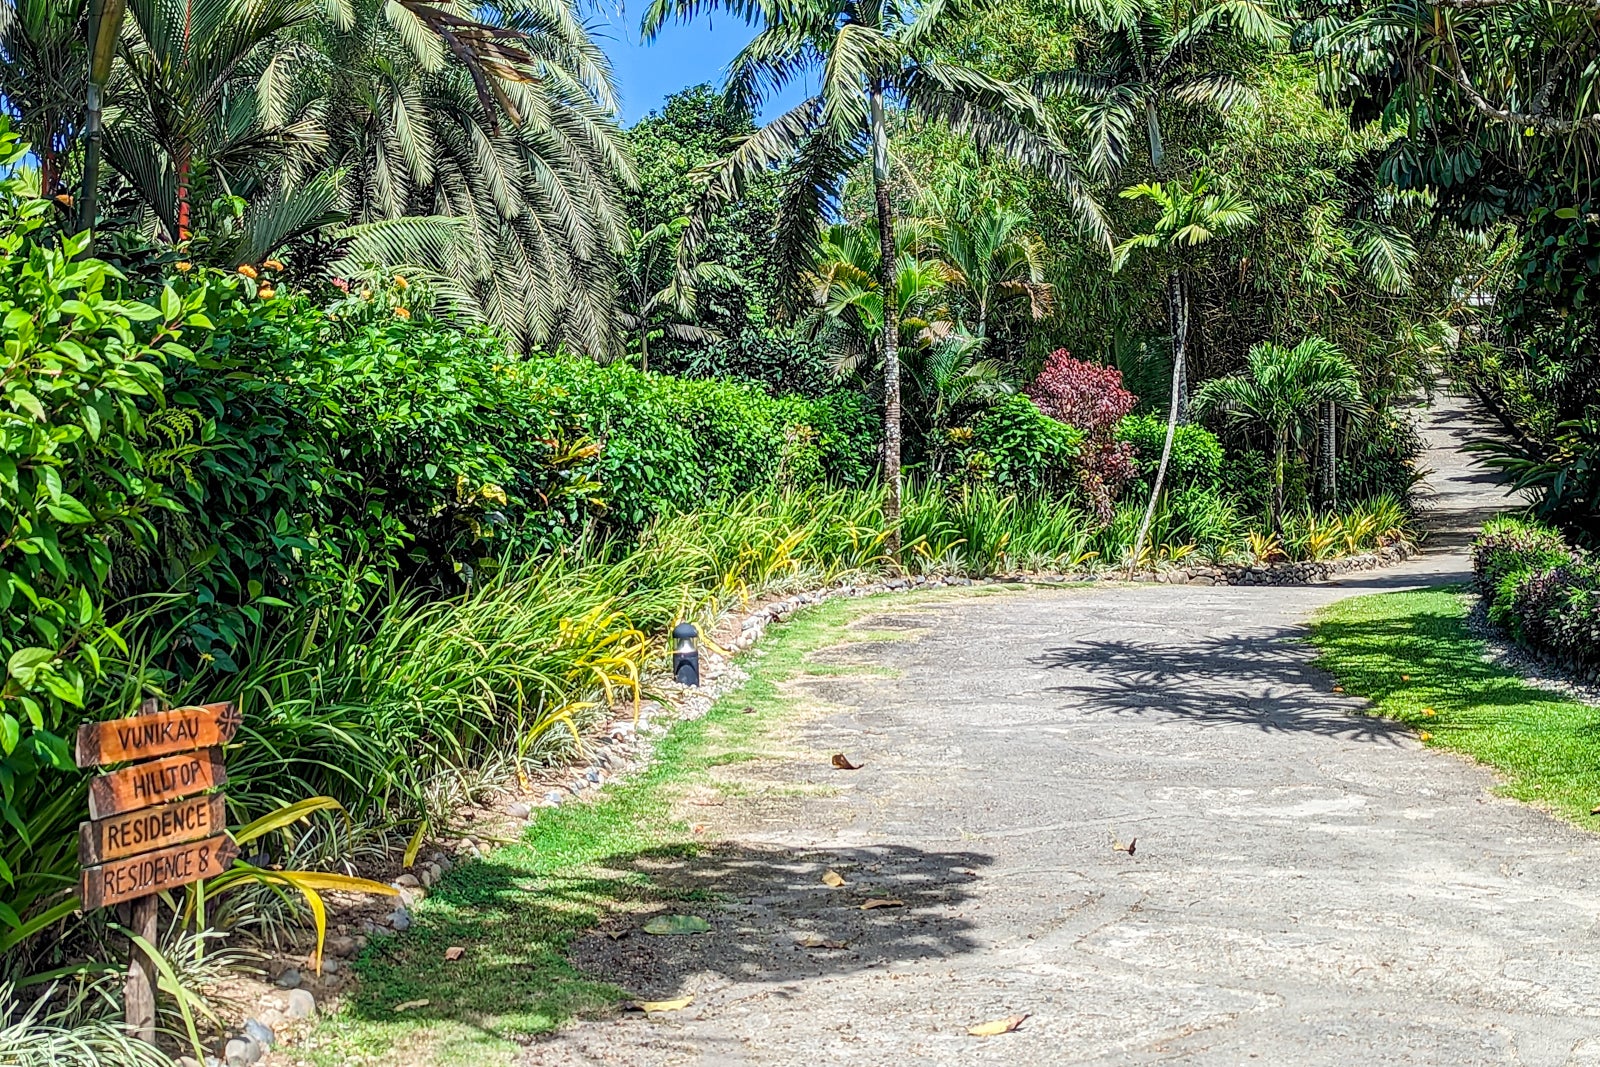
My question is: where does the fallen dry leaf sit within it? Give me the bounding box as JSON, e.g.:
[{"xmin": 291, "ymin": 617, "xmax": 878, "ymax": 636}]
[
  {"xmin": 444, "ymin": 946, "xmax": 465, "ymax": 961},
  {"xmin": 1332, "ymin": 685, "xmax": 1345, "ymax": 693},
  {"xmin": 822, "ymin": 870, "xmax": 846, "ymax": 888},
  {"xmin": 1402, "ymin": 674, "xmax": 1411, "ymax": 681},
  {"xmin": 1418, "ymin": 730, "xmax": 1433, "ymax": 742},
  {"xmin": 968, "ymin": 1014, "xmax": 1029, "ymax": 1037},
  {"xmin": 392, "ymin": 999, "xmax": 430, "ymax": 1013},
  {"xmin": 1590, "ymin": 804, "xmax": 1600, "ymax": 816},
  {"xmin": 742, "ymin": 705, "xmax": 757, "ymax": 714},
  {"xmin": 1112, "ymin": 837, "xmax": 1137, "ymax": 856},
  {"xmin": 793, "ymin": 933, "xmax": 848, "ymax": 949},
  {"xmin": 860, "ymin": 898, "xmax": 905, "ymax": 910},
  {"xmin": 627, "ymin": 995, "xmax": 694, "ymax": 1013},
  {"xmin": 1422, "ymin": 708, "xmax": 1436, "ymax": 717},
  {"xmin": 604, "ymin": 928, "xmax": 628, "ymax": 941},
  {"xmin": 831, "ymin": 753, "xmax": 862, "ymax": 770}
]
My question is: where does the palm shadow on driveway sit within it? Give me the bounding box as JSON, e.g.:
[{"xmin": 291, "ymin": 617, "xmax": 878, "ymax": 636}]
[
  {"xmin": 1034, "ymin": 623, "xmax": 1417, "ymax": 743},
  {"xmin": 340, "ymin": 840, "xmax": 992, "ymax": 1052}
]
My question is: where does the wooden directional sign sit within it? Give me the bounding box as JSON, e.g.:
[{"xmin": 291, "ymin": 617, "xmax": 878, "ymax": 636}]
[
  {"xmin": 76, "ymin": 696, "xmax": 240, "ymax": 1048},
  {"xmin": 75, "ymin": 701, "xmax": 239, "ymax": 768},
  {"xmin": 80, "ymin": 833, "xmax": 240, "ymax": 911},
  {"xmin": 86, "ymin": 746, "xmax": 227, "ymax": 821},
  {"xmin": 79, "ymin": 794, "xmax": 228, "ymax": 866}
]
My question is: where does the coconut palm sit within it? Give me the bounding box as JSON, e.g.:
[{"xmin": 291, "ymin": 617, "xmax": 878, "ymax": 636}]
[
  {"xmin": 1193, "ymin": 337, "xmax": 1364, "ymax": 532},
  {"xmin": 1111, "ymin": 170, "xmax": 1254, "ymax": 565},
  {"xmin": 642, "ymin": 0, "xmax": 1102, "ymax": 555},
  {"xmin": 1039, "ymin": 0, "xmax": 1283, "ymax": 178}
]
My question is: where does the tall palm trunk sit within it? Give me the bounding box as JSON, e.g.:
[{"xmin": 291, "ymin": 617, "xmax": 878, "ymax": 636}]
[
  {"xmin": 1173, "ymin": 272, "xmax": 1189, "ymax": 423},
  {"xmin": 870, "ymin": 85, "xmax": 902, "ymax": 560},
  {"xmin": 1130, "ymin": 271, "xmax": 1186, "ymax": 570},
  {"xmin": 1272, "ymin": 424, "xmax": 1289, "ymax": 535},
  {"xmin": 639, "ymin": 325, "xmax": 650, "ymax": 374},
  {"xmin": 1318, "ymin": 399, "xmax": 1336, "ymax": 512},
  {"xmin": 78, "ymin": 0, "xmax": 128, "ymax": 237}
]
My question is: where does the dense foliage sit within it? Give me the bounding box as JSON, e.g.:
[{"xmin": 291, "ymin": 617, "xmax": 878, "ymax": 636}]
[
  {"xmin": 1305, "ymin": 0, "xmax": 1600, "ymax": 541},
  {"xmin": 1024, "ymin": 349, "xmax": 1138, "ymax": 520},
  {"xmin": 1473, "ymin": 518, "xmax": 1600, "ymax": 678}
]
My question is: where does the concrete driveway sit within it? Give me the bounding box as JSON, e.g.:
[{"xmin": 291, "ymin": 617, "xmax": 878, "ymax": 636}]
[{"xmin": 526, "ymin": 401, "xmax": 1599, "ymax": 1066}]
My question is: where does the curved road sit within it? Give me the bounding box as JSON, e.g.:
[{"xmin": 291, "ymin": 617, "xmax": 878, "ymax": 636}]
[{"xmin": 532, "ymin": 400, "xmax": 1600, "ymax": 1066}]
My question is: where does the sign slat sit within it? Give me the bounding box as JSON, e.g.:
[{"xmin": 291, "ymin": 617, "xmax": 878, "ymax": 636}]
[
  {"xmin": 78, "ymin": 794, "xmax": 228, "ymax": 866},
  {"xmin": 87, "ymin": 748, "xmax": 227, "ymax": 820},
  {"xmin": 75, "ymin": 702, "xmax": 239, "ymax": 768},
  {"xmin": 80, "ymin": 834, "xmax": 240, "ymax": 911}
]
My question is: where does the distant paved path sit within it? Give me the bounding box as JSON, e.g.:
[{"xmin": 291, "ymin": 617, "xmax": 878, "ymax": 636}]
[{"xmin": 530, "ymin": 399, "xmax": 1600, "ymax": 1067}]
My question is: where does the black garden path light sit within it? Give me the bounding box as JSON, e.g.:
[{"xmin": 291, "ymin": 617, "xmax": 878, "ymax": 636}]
[{"xmin": 672, "ymin": 622, "xmax": 699, "ymax": 687}]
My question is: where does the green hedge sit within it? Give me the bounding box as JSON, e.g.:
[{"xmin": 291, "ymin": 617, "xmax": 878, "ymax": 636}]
[
  {"xmin": 955, "ymin": 394, "xmax": 1083, "ymax": 495},
  {"xmin": 1117, "ymin": 413, "xmax": 1224, "ymax": 494},
  {"xmin": 1472, "ymin": 517, "xmax": 1600, "ymax": 677},
  {"xmin": 518, "ymin": 358, "xmax": 874, "ymax": 530}
]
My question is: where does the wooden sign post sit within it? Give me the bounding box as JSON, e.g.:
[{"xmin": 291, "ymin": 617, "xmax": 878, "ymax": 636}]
[{"xmin": 76, "ymin": 697, "xmax": 239, "ymax": 1043}]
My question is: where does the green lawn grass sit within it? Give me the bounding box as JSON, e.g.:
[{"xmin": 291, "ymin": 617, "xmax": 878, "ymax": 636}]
[
  {"xmin": 1311, "ymin": 586, "xmax": 1600, "ymax": 823},
  {"xmin": 304, "ymin": 588, "xmax": 952, "ymax": 1067}
]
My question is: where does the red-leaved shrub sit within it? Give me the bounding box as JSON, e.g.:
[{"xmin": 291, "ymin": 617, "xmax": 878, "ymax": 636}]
[{"xmin": 1024, "ymin": 349, "xmax": 1138, "ymax": 521}]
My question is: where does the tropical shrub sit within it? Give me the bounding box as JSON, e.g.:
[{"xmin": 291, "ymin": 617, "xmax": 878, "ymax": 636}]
[
  {"xmin": 1117, "ymin": 414, "xmax": 1223, "ymax": 493},
  {"xmin": 0, "ymin": 132, "xmax": 219, "ymax": 946},
  {"xmin": 1473, "ymin": 517, "xmax": 1573, "ymax": 602},
  {"xmin": 519, "ymin": 358, "xmax": 875, "ymax": 528},
  {"xmin": 1472, "ymin": 519, "xmax": 1600, "ymax": 676},
  {"xmin": 956, "ymin": 394, "xmax": 1083, "ymax": 495},
  {"xmin": 1024, "ymin": 350, "xmax": 1138, "ymax": 520}
]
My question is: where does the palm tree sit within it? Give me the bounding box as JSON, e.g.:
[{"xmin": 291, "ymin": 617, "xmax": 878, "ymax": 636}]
[
  {"xmin": 0, "ymin": 0, "xmax": 87, "ymax": 199},
  {"xmin": 262, "ymin": 0, "xmax": 636, "ymax": 356},
  {"xmin": 926, "ymin": 178, "xmax": 1053, "ymax": 342},
  {"xmin": 906, "ymin": 330, "xmax": 1012, "ymax": 475},
  {"xmin": 1111, "ymin": 170, "xmax": 1254, "ymax": 566},
  {"xmin": 1, "ymin": 0, "xmax": 633, "ymax": 353},
  {"xmin": 1039, "ymin": 0, "xmax": 1283, "ymax": 178},
  {"xmin": 1193, "ymin": 337, "xmax": 1364, "ymax": 532},
  {"xmin": 805, "ymin": 218, "xmax": 953, "ymax": 379},
  {"xmin": 642, "ymin": 0, "xmax": 1103, "ymax": 555},
  {"xmin": 107, "ymin": 0, "xmax": 320, "ymax": 243},
  {"xmin": 617, "ymin": 216, "xmax": 743, "ymax": 371}
]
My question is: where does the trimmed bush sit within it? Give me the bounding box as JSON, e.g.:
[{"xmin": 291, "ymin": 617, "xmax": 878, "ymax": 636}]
[
  {"xmin": 1472, "ymin": 518, "xmax": 1599, "ymax": 676},
  {"xmin": 956, "ymin": 394, "xmax": 1083, "ymax": 495},
  {"xmin": 1117, "ymin": 414, "xmax": 1224, "ymax": 494},
  {"xmin": 521, "ymin": 357, "xmax": 874, "ymax": 529}
]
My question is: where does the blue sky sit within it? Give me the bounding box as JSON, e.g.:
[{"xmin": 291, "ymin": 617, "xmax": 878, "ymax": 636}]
[{"xmin": 591, "ymin": 4, "xmax": 813, "ymax": 125}]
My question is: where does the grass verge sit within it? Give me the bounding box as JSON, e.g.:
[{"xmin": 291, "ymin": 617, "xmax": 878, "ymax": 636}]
[
  {"xmin": 1310, "ymin": 586, "xmax": 1600, "ymax": 823},
  {"xmin": 303, "ymin": 588, "xmax": 950, "ymax": 1067}
]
